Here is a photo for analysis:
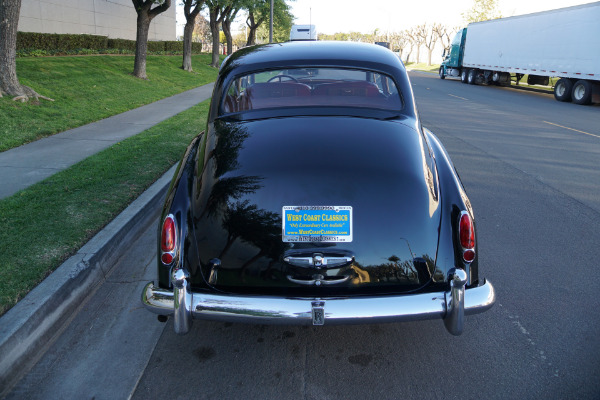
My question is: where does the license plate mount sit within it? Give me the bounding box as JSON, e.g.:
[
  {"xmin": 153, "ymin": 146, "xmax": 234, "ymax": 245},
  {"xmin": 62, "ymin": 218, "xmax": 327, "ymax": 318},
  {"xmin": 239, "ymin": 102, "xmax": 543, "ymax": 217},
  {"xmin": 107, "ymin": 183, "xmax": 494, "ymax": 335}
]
[{"xmin": 282, "ymin": 206, "xmax": 352, "ymax": 243}]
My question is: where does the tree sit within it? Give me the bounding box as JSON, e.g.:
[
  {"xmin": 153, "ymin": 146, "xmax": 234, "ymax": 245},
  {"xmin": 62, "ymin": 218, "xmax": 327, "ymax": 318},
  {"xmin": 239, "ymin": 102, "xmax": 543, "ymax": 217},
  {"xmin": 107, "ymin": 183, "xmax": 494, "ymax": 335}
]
[
  {"xmin": 416, "ymin": 24, "xmax": 438, "ymax": 66},
  {"xmin": 389, "ymin": 31, "xmax": 410, "ymax": 59},
  {"xmin": 131, "ymin": 0, "xmax": 172, "ymax": 79},
  {"xmin": 406, "ymin": 27, "xmax": 423, "ymax": 64},
  {"xmin": 193, "ymin": 15, "xmax": 212, "ymax": 50},
  {"xmin": 206, "ymin": 0, "xmax": 231, "ymax": 68},
  {"xmin": 245, "ymin": 0, "xmax": 268, "ymax": 46},
  {"xmin": 232, "ymin": 29, "xmax": 248, "ymax": 49},
  {"xmin": 222, "ymin": 3, "xmax": 242, "ymax": 55},
  {"xmin": 403, "ymin": 31, "xmax": 415, "ymax": 63},
  {"xmin": 432, "ymin": 23, "xmax": 454, "ymax": 53},
  {"xmin": 182, "ymin": 0, "xmax": 205, "ymax": 71},
  {"xmin": 0, "ymin": 0, "xmax": 52, "ymax": 102},
  {"xmin": 462, "ymin": 0, "xmax": 502, "ymax": 23},
  {"xmin": 254, "ymin": 0, "xmax": 293, "ymax": 43}
]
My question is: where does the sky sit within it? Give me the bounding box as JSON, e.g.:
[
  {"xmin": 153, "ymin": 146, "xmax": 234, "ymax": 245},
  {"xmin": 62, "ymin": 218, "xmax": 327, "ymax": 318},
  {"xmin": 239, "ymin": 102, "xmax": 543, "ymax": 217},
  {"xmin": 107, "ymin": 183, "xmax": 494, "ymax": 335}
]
[
  {"xmin": 176, "ymin": 0, "xmax": 594, "ymax": 37},
  {"xmin": 289, "ymin": 0, "xmax": 594, "ymax": 35}
]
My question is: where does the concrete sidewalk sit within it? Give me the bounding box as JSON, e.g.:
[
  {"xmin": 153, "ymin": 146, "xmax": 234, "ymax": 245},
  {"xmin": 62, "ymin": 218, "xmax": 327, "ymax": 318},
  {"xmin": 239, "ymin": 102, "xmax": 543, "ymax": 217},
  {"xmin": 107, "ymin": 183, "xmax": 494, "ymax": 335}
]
[{"xmin": 0, "ymin": 82, "xmax": 214, "ymax": 199}]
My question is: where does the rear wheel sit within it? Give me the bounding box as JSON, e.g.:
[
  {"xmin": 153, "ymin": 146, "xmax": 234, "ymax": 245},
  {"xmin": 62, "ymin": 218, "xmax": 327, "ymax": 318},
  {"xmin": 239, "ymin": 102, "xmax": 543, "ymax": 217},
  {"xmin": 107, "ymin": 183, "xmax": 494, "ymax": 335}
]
[
  {"xmin": 571, "ymin": 80, "xmax": 592, "ymax": 105},
  {"xmin": 554, "ymin": 78, "xmax": 573, "ymax": 102},
  {"xmin": 467, "ymin": 69, "xmax": 477, "ymax": 85},
  {"xmin": 439, "ymin": 66, "xmax": 445, "ymax": 80},
  {"xmin": 460, "ymin": 69, "xmax": 468, "ymax": 83}
]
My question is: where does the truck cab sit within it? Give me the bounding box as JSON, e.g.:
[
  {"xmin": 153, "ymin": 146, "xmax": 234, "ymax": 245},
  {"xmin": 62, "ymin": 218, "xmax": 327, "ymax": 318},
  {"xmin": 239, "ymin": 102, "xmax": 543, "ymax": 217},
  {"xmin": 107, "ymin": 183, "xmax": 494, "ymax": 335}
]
[{"xmin": 440, "ymin": 28, "xmax": 467, "ymax": 79}]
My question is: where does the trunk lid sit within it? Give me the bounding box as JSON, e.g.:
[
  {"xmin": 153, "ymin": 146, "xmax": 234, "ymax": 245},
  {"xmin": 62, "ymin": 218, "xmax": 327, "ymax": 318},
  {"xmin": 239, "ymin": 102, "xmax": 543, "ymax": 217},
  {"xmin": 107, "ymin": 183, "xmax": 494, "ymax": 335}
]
[{"xmin": 192, "ymin": 116, "xmax": 441, "ymax": 296}]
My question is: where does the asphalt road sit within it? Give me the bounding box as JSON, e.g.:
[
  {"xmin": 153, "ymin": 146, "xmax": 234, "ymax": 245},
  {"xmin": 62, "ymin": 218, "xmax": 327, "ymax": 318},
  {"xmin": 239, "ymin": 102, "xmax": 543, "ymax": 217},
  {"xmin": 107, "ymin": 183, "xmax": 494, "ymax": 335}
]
[{"xmin": 7, "ymin": 72, "xmax": 600, "ymax": 400}]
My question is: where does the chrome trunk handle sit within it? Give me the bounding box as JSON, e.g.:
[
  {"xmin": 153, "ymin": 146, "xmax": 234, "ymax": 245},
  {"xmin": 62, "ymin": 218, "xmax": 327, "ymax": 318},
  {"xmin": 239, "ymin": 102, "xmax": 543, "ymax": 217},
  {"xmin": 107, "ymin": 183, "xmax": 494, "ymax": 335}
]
[
  {"xmin": 284, "ymin": 253, "xmax": 353, "ymax": 268},
  {"xmin": 287, "ymin": 275, "xmax": 351, "ymax": 286}
]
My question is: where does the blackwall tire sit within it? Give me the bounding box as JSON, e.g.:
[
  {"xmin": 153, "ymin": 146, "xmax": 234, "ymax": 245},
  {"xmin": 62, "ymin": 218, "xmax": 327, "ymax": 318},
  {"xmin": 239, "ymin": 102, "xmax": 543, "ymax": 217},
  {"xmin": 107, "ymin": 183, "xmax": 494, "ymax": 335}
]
[
  {"xmin": 439, "ymin": 67, "xmax": 445, "ymax": 80},
  {"xmin": 554, "ymin": 78, "xmax": 573, "ymax": 102},
  {"xmin": 467, "ymin": 69, "xmax": 477, "ymax": 85},
  {"xmin": 571, "ymin": 80, "xmax": 592, "ymax": 105},
  {"xmin": 461, "ymin": 69, "xmax": 468, "ymax": 83}
]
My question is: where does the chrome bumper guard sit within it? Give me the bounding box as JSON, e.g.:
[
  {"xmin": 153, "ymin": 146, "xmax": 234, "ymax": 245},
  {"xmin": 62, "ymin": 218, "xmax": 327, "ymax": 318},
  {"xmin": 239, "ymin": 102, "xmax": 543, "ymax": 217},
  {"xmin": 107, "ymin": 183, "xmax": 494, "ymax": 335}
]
[{"xmin": 142, "ymin": 268, "xmax": 495, "ymax": 336}]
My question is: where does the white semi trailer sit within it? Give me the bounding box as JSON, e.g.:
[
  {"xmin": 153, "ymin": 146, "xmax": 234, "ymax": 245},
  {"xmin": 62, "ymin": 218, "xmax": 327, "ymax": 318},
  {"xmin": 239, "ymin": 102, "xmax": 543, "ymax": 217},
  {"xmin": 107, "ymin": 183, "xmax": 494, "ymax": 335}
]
[
  {"xmin": 289, "ymin": 25, "xmax": 317, "ymax": 41},
  {"xmin": 439, "ymin": 2, "xmax": 600, "ymax": 105}
]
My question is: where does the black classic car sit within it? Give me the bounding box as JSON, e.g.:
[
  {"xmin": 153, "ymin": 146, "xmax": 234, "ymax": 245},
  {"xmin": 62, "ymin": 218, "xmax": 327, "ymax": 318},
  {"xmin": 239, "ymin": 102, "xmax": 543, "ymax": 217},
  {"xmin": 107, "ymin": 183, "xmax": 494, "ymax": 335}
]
[{"xmin": 142, "ymin": 41, "xmax": 495, "ymax": 335}]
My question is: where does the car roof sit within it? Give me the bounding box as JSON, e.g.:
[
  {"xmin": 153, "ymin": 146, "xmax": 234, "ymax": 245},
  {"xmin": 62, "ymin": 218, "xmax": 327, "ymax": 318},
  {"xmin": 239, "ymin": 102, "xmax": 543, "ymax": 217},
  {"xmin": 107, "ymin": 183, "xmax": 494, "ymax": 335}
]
[
  {"xmin": 212, "ymin": 41, "xmax": 418, "ymax": 122},
  {"xmin": 220, "ymin": 41, "xmax": 406, "ymax": 78}
]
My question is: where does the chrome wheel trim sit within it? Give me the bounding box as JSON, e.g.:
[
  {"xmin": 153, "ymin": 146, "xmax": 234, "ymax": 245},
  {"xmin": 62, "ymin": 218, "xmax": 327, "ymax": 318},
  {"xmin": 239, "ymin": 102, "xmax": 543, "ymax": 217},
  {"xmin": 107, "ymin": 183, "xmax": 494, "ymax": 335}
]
[
  {"xmin": 556, "ymin": 82, "xmax": 565, "ymax": 97},
  {"xmin": 573, "ymin": 84, "xmax": 585, "ymax": 100}
]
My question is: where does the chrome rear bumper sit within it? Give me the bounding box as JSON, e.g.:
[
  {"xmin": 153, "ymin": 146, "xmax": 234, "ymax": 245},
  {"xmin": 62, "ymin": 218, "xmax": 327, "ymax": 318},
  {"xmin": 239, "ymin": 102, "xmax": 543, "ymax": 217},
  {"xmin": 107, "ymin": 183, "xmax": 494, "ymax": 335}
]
[{"xmin": 142, "ymin": 268, "xmax": 495, "ymax": 336}]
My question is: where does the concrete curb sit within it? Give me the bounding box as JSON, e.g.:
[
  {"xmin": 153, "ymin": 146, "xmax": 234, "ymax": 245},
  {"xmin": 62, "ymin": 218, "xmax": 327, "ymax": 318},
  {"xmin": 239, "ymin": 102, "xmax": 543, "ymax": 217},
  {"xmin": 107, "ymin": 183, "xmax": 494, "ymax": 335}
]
[{"xmin": 0, "ymin": 164, "xmax": 177, "ymax": 397}]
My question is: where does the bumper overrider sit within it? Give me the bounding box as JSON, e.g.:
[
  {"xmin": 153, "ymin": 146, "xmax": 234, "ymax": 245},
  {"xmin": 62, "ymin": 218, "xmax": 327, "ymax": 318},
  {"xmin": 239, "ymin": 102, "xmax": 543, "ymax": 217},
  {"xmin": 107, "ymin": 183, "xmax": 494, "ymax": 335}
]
[{"xmin": 142, "ymin": 268, "xmax": 495, "ymax": 336}]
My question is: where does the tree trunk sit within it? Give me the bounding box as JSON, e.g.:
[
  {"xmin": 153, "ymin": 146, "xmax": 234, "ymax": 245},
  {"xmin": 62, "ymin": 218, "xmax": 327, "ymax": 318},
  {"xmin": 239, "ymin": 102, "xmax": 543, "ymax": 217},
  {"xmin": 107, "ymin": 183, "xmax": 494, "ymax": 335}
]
[
  {"xmin": 133, "ymin": 11, "xmax": 151, "ymax": 79},
  {"xmin": 182, "ymin": 0, "xmax": 202, "ymax": 72},
  {"xmin": 182, "ymin": 19, "xmax": 195, "ymax": 71},
  {"xmin": 131, "ymin": 0, "xmax": 170, "ymax": 79},
  {"xmin": 245, "ymin": 12, "xmax": 264, "ymax": 47},
  {"xmin": 0, "ymin": 0, "xmax": 22, "ymax": 97},
  {"xmin": 427, "ymin": 50, "xmax": 432, "ymax": 66},
  {"xmin": 246, "ymin": 13, "xmax": 256, "ymax": 46},
  {"xmin": 246, "ymin": 26, "xmax": 257, "ymax": 46},
  {"xmin": 222, "ymin": 20, "xmax": 233, "ymax": 55},
  {"xmin": 0, "ymin": 0, "xmax": 52, "ymax": 102},
  {"xmin": 209, "ymin": 7, "xmax": 221, "ymax": 68}
]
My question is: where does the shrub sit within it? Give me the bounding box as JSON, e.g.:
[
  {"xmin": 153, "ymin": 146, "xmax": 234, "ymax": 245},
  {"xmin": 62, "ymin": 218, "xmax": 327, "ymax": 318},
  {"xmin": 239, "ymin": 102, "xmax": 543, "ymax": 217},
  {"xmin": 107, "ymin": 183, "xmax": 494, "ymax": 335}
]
[
  {"xmin": 147, "ymin": 41, "xmax": 165, "ymax": 52},
  {"xmin": 107, "ymin": 38, "xmax": 136, "ymax": 52},
  {"xmin": 164, "ymin": 41, "xmax": 183, "ymax": 52},
  {"xmin": 192, "ymin": 42, "xmax": 203, "ymax": 53},
  {"xmin": 15, "ymin": 32, "xmax": 205, "ymax": 57},
  {"xmin": 17, "ymin": 32, "xmax": 107, "ymax": 51}
]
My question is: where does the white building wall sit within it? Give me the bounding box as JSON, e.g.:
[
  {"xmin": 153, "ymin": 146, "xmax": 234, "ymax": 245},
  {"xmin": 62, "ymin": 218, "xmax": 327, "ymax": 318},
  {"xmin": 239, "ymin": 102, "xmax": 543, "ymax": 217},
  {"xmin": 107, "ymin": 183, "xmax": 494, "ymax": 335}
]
[{"xmin": 18, "ymin": 0, "xmax": 176, "ymax": 41}]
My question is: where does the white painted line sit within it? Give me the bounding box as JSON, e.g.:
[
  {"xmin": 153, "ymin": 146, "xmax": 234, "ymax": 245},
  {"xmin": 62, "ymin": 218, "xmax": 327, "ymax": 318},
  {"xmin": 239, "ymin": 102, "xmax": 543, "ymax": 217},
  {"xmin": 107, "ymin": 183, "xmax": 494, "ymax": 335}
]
[
  {"xmin": 543, "ymin": 121, "xmax": 600, "ymax": 139},
  {"xmin": 448, "ymin": 94, "xmax": 469, "ymax": 101}
]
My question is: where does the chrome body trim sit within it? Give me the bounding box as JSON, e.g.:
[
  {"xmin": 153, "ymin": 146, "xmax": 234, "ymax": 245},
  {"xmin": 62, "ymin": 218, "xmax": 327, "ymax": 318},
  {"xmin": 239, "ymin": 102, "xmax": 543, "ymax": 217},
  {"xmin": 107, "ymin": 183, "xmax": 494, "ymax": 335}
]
[
  {"xmin": 172, "ymin": 268, "xmax": 192, "ymax": 335},
  {"xmin": 286, "ymin": 275, "xmax": 351, "ymax": 286},
  {"xmin": 284, "ymin": 254, "xmax": 354, "ymax": 268},
  {"xmin": 443, "ymin": 268, "xmax": 468, "ymax": 336},
  {"xmin": 142, "ymin": 272, "xmax": 495, "ymax": 335}
]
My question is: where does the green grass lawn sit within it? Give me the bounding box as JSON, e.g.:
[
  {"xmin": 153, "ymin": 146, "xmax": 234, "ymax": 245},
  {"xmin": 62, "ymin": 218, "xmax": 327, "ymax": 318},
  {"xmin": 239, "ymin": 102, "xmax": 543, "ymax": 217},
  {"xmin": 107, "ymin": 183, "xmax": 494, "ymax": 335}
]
[
  {"xmin": 0, "ymin": 54, "xmax": 219, "ymax": 152},
  {"xmin": 405, "ymin": 62, "xmax": 441, "ymax": 73},
  {"xmin": 513, "ymin": 75, "xmax": 558, "ymax": 91},
  {"xmin": 0, "ymin": 100, "xmax": 211, "ymax": 316}
]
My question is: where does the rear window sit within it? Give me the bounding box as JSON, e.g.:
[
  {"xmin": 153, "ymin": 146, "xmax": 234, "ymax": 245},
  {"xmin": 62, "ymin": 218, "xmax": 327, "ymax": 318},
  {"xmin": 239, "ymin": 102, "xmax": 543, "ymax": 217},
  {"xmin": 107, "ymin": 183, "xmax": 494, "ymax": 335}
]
[{"xmin": 221, "ymin": 67, "xmax": 403, "ymax": 115}]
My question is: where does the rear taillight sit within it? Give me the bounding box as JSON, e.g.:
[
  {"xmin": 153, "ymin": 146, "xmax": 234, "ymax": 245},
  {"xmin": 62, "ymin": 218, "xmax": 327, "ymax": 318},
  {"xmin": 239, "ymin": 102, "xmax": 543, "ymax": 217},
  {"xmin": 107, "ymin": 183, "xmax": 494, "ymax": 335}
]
[
  {"xmin": 161, "ymin": 214, "xmax": 177, "ymax": 265},
  {"xmin": 459, "ymin": 211, "xmax": 475, "ymax": 263}
]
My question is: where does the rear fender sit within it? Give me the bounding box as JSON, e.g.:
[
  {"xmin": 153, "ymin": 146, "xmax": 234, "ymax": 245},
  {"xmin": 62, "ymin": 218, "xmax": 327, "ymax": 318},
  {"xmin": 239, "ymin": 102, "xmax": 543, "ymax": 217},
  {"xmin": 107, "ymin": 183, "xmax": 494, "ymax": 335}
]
[
  {"xmin": 158, "ymin": 132, "xmax": 205, "ymax": 289},
  {"xmin": 424, "ymin": 128, "xmax": 479, "ymax": 286}
]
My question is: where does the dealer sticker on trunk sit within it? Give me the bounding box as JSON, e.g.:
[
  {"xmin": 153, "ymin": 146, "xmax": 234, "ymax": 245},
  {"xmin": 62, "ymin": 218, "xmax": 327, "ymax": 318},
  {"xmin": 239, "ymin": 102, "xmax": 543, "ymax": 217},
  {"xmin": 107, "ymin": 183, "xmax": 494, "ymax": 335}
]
[{"xmin": 282, "ymin": 206, "xmax": 352, "ymax": 243}]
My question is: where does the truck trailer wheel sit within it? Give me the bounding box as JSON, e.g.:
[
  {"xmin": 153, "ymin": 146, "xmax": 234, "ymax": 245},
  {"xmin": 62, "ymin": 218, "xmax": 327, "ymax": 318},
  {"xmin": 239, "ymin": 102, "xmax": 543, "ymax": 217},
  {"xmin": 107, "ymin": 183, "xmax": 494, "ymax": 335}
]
[
  {"xmin": 467, "ymin": 69, "xmax": 477, "ymax": 85},
  {"xmin": 554, "ymin": 78, "xmax": 573, "ymax": 102},
  {"xmin": 461, "ymin": 69, "xmax": 469, "ymax": 83},
  {"xmin": 439, "ymin": 67, "xmax": 445, "ymax": 79},
  {"xmin": 572, "ymin": 80, "xmax": 592, "ymax": 105}
]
